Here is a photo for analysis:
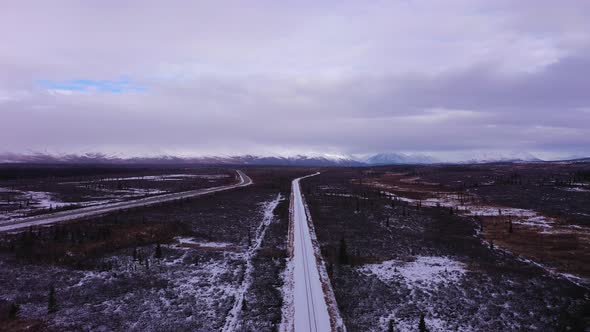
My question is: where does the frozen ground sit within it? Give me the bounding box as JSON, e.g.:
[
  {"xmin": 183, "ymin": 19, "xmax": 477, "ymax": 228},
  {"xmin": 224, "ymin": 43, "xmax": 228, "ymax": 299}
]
[
  {"xmin": 60, "ymin": 173, "xmax": 229, "ymax": 184},
  {"xmin": 0, "ymin": 245, "xmax": 244, "ymax": 331},
  {"xmin": 222, "ymin": 194, "xmax": 282, "ymax": 332},
  {"xmin": 358, "ymin": 256, "xmax": 468, "ymax": 331},
  {"xmin": 0, "ymin": 167, "xmax": 300, "ymax": 331},
  {"xmin": 302, "ymin": 170, "xmax": 589, "ymax": 332},
  {"xmin": 0, "ymin": 170, "xmax": 235, "ymax": 224},
  {"xmin": 359, "ymin": 256, "xmax": 466, "ymax": 288},
  {"xmin": 0, "ymin": 188, "xmax": 121, "ymax": 222},
  {"xmin": 379, "ymin": 185, "xmax": 590, "ymax": 248},
  {"xmin": 380, "ymin": 190, "xmax": 561, "ymax": 229},
  {"xmin": 175, "ymin": 237, "xmax": 233, "ymax": 249},
  {"xmin": 0, "ymin": 170, "xmax": 251, "ymax": 232}
]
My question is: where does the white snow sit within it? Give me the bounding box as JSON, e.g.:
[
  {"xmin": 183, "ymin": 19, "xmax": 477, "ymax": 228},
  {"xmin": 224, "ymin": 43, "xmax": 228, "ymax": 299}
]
[
  {"xmin": 60, "ymin": 173, "xmax": 229, "ymax": 184},
  {"xmin": 0, "ymin": 188, "xmax": 70, "ymax": 210},
  {"xmin": 381, "ymin": 191, "xmax": 559, "ymax": 229},
  {"xmin": 325, "ymin": 193, "xmax": 367, "ymax": 199},
  {"xmin": 175, "ymin": 237, "xmax": 233, "ymax": 249},
  {"xmin": 359, "ymin": 256, "xmax": 466, "ymax": 289},
  {"xmin": 0, "ymin": 186, "xmax": 167, "ymax": 223},
  {"xmin": 90, "ymin": 187, "xmax": 168, "ymax": 195},
  {"xmin": 361, "ymin": 257, "xmax": 468, "ymax": 332},
  {"xmin": 559, "ymin": 186, "xmax": 590, "ymax": 192},
  {"xmin": 23, "ymin": 190, "xmax": 70, "ymax": 209},
  {"xmin": 280, "ymin": 253, "xmax": 296, "ymax": 332},
  {"xmin": 380, "ymin": 314, "xmax": 458, "ymax": 332}
]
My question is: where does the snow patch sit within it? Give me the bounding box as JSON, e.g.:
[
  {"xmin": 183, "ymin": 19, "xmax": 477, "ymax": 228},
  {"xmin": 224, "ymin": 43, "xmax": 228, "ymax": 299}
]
[
  {"xmin": 559, "ymin": 186, "xmax": 590, "ymax": 192},
  {"xmin": 359, "ymin": 256, "xmax": 466, "ymax": 289},
  {"xmin": 175, "ymin": 237, "xmax": 233, "ymax": 249},
  {"xmin": 382, "ymin": 191, "xmax": 559, "ymax": 229},
  {"xmin": 60, "ymin": 173, "xmax": 229, "ymax": 184}
]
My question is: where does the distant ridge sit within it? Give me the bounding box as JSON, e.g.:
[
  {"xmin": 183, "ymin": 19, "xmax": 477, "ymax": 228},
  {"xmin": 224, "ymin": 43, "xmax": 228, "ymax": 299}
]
[
  {"xmin": 462, "ymin": 151, "xmax": 542, "ymax": 164},
  {"xmin": 0, "ymin": 152, "xmax": 363, "ymax": 166},
  {"xmin": 1, "ymin": 151, "xmax": 587, "ymax": 166},
  {"xmin": 364, "ymin": 152, "xmax": 438, "ymax": 165},
  {"xmin": 554, "ymin": 156, "xmax": 590, "ymax": 163}
]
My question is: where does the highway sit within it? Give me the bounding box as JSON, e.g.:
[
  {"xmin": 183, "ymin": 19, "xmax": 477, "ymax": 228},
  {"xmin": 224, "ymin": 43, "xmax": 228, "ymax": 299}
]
[
  {"xmin": 0, "ymin": 170, "xmax": 252, "ymax": 232},
  {"xmin": 292, "ymin": 173, "xmax": 332, "ymax": 332}
]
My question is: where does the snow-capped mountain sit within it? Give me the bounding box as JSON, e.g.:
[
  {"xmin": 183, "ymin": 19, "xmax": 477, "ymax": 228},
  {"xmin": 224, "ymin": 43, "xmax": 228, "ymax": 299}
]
[
  {"xmin": 462, "ymin": 151, "xmax": 542, "ymax": 164},
  {"xmin": 1, "ymin": 151, "xmax": 577, "ymax": 166},
  {"xmin": 0, "ymin": 152, "xmax": 363, "ymax": 166},
  {"xmin": 217, "ymin": 154, "xmax": 363, "ymax": 166},
  {"xmin": 364, "ymin": 152, "xmax": 438, "ymax": 165}
]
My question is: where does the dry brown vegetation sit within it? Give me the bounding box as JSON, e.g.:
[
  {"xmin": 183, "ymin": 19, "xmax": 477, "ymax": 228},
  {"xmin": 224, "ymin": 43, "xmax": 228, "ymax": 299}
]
[{"xmin": 361, "ymin": 163, "xmax": 590, "ymax": 281}]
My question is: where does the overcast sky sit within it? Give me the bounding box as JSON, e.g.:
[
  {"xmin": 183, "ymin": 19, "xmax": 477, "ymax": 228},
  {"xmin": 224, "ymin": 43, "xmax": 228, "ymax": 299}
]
[{"xmin": 1, "ymin": 0, "xmax": 589, "ymax": 160}]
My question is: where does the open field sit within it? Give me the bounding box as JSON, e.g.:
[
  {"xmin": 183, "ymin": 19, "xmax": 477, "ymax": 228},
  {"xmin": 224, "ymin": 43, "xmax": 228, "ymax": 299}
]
[
  {"xmin": 301, "ymin": 163, "xmax": 590, "ymax": 331},
  {"xmin": 0, "ymin": 163, "xmax": 588, "ymax": 331},
  {"xmin": 0, "ymin": 165, "xmax": 236, "ymax": 223},
  {"xmin": 0, "ymin": 165, "xmax": 310, "ymax": 331},
  {"xmin": 359, "ymin": 162, "xmax": 590, "ymax": 282}
]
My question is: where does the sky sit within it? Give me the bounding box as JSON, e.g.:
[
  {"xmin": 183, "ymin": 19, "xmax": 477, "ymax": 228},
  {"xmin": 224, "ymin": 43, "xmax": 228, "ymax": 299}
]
[{"xmin": 1, "ymin": 0, "xmax": 589, "ymax": 161}]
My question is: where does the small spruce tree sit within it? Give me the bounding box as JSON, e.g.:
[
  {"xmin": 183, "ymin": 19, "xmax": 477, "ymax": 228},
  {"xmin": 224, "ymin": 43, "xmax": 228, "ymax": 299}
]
[
  {"xmin": 388, "ymin": 318, "xmax": 395, "ymax": 332},
  {"xmin": 155, "ymin": 243, "xmax": 162, "ymax": 259},
  {"xmin": 338, "ymin": 238, "xmax": 349, "ymax": 265},
  {"xmin": 8, "ymin": 303, "xmax": 20, "ymax": 320},
  {"xmin": 327, "ymin": 262, "xmax": 334, "ymax": 278},
  {"xmin": 419, "ymin": 314, "xmax": 428, "ymax": 332},
  {"xmin": 242, "ymin": 299, "xmax": 247, "ymax": 311},
  {"xmin": 48, "ymin": 286, "xmax": 57, "ymax": 313}
]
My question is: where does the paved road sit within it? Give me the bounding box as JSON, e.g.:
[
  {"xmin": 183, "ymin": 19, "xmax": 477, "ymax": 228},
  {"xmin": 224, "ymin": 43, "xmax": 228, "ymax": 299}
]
[
  {"xmin": 0, "ymin": 170, "xmax": 252, "ymax": 232},
  {"xmin": 292, "ymin": 173, "xmax": 332, "ymax": 332}
]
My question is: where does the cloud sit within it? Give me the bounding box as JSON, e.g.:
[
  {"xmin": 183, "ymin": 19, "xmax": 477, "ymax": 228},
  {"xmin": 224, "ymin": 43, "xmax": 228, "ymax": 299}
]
[
  {"xmin": 0, "ymin": 0, "xmax": 589, "ymax": 158},
  {"xmin": 0, "ymin": 89, "xmax": 31, "ymax": 103}
]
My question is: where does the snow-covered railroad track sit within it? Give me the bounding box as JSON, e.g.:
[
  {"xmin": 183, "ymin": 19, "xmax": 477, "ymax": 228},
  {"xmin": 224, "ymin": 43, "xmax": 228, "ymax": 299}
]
[{"xmin": 292, "ymin": 174, "xmax": 332, "ymax": 332}]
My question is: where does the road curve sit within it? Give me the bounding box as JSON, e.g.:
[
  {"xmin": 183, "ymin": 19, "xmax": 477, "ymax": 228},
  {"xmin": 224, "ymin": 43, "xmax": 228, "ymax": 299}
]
[
  {"xmin": 0, "ymin": 170, "xmax": 252, "ymax": 232},
  {"xmin": 292, "ymin": 173, "xmax": 331, "ymax": 332}
]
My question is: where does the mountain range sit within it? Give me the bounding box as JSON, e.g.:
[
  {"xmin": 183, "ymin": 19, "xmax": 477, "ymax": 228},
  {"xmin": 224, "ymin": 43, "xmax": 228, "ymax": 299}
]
[
  {"xmin": 0, "ymin": 151, "xmax": 575, "ymax": 166},
  {"xmin": 363, "ymin": 152, "xmax": 439, "ymax": 165}
]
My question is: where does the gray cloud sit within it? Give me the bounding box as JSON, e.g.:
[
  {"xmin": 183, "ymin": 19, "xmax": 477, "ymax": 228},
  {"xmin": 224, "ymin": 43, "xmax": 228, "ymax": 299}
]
[{"xmin": 1, "ymin": 0, "xmax": 589, "ymax": 159}]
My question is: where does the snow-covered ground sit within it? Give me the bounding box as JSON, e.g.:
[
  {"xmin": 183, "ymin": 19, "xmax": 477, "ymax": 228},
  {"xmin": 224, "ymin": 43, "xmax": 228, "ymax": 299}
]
[
  {"xmin": 380, "ymin": 191, "xmax": 578, "ymax": 231},
  {"xmin": 0, "ymin": 244, "xmax": 245, "ymax": 331},
  {"xmin": 222, "ymin": 194, "xmax": 282, "ymax": 332},
  {"xmin": 60, "ymin": 173, "xmax": 230, "ymax": 184},
  {"xmin": 0, "ymin": 186, "xmax": 167, "ymax": 222},
  {"xmin": 376, "ymin": 180, "xmax": 590, "ymax": 290},
  {"xmin": 174, "ymin": 237, "xmax": 233, "ymax": 249},
  {"xmin": 0, "ymin": 188, "xmax": 120, "ymax": 222},
  {"xmin": 0, "ymin": 173, "xmax": 234, "ymax": 223},
  {"xmin": 0, "ymin": 170, "xmax": 252, "ymax": 232},
  {"xmin": 359, "ymin": 256, "xmax": 468, "ymax": 332},
  {"xmin": 359, "ymin": 256, "xmax": 466, "ymax": 289},
  {"xmin": 559, "ymin": 186, "xmax": 590, "ymax": 192}
]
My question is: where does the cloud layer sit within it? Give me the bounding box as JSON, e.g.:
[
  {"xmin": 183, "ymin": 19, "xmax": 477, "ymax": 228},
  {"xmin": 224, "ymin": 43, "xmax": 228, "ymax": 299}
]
[{"xmin": 1, "ymin": 0, "xmax": 589, "ymax": 159}]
